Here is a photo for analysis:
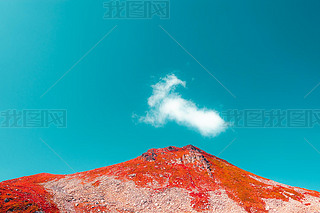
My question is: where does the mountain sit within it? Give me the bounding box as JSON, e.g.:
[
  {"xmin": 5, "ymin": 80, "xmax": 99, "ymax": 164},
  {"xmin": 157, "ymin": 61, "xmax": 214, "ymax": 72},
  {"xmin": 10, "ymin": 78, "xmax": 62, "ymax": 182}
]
[{"xmin": 1, "ymin": 145, "xmax": 320, "ymax": 213}]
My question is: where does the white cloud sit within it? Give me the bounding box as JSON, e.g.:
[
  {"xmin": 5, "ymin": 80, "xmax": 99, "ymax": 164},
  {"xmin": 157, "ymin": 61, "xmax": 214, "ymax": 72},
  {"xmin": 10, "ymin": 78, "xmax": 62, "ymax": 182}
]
[{"xmin": 140, "ymin": 74, "xmax": 228, "ymax": 137}]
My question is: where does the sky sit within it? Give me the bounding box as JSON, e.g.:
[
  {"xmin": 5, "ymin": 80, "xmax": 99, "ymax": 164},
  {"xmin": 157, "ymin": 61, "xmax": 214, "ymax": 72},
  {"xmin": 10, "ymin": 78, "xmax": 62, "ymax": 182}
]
[{"xmin": 0, "ymin": 0, "xmax": 320, "ymax": 191}]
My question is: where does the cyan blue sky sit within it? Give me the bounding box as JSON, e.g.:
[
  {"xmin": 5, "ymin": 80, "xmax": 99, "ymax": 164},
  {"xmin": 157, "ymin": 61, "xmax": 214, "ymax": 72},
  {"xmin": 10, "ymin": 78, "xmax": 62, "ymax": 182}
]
[{"xmin": 1, "ymin": 0, "xmax": 320, "ymax": 191}]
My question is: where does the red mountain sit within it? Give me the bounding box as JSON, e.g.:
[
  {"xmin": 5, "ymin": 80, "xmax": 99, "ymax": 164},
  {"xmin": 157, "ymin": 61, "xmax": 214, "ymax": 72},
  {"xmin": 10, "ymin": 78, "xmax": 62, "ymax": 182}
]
[{"xmin": 1, "ymin": 145, "xmax": 320, "ymax": 212}]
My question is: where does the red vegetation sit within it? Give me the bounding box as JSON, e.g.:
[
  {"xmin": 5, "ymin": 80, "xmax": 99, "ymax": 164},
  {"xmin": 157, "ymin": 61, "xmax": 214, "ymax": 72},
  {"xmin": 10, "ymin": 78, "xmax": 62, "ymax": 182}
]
[
  {"xmin": 189, "ymin": 192, "xmax": 210, "ymax": 211},
  {"xmin": 73, "ymin": 202, "xmax": 111, "ymax": 212},
  {"xmin": 0, "ymin": 173, "xmax": 64, "ymax": 213}
]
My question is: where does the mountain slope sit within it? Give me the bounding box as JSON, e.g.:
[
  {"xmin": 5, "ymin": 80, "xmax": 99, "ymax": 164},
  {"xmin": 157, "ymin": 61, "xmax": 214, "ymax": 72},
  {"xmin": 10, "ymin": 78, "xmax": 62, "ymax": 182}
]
[{"xmin": 1, "ymin": 145, "xmax": 320, "ymax": 212}]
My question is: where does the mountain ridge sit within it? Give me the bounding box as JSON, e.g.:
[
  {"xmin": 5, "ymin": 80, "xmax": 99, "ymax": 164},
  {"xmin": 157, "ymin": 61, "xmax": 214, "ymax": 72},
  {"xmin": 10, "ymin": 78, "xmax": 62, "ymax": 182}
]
[{"xmin": 1, "ymin": 145, "xmax": 320, "ymax": 212}]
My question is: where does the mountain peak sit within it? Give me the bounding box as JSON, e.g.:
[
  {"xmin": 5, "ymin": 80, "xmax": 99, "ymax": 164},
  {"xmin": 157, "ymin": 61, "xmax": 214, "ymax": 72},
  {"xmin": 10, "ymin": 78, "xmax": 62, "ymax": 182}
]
[
  {"xmin": 1, "ymin": 145, "xmax": 320, "ymax": 213},
  {"xmin": 141, "ymin": 145, "xmax": 206, "ymax": 160},
  {"xmin": 183, "ymin": 144, "xmax": 203, "ymax": 152},
  {"xmin": 141, "ymin": 145, "xmax": 213, "ymax": 178},
  {"xmin": 141, "ymin": 145, "xmax": 210, "ymax": 169}
]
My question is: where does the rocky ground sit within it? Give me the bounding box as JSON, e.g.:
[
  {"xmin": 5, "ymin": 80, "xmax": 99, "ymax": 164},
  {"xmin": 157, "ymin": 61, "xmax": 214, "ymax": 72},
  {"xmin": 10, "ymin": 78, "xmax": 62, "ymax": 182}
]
[{"xmin": 43, "ymin": 175, "xmax": 247, "ymax": 213}]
